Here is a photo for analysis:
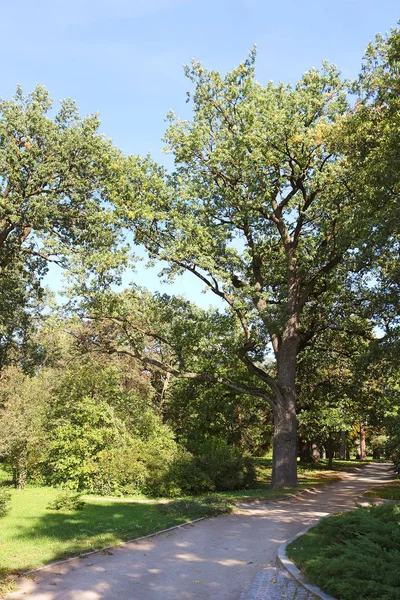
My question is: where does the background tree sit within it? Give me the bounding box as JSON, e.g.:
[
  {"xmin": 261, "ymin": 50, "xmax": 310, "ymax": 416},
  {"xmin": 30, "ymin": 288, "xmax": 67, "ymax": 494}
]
[
  {"xmin": 0, "ymin": 366, "xmax": 52, "ymax": 488},
  {"xmin": 0, "ymin": 86, "xmax": 127, "ymax": 371}
]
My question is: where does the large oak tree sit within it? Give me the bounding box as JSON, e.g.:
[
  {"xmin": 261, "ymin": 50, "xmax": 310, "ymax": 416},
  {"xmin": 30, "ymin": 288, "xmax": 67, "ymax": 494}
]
[{"xmin": 111, "ymin": 54, "xmax": 371, "ymax": 487}]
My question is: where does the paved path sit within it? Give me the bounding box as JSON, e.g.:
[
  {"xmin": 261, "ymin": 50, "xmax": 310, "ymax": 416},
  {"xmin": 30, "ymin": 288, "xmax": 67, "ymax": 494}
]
[{"xmin": 7, "ymin": 463, "xmax": 393, "ymax": 600}]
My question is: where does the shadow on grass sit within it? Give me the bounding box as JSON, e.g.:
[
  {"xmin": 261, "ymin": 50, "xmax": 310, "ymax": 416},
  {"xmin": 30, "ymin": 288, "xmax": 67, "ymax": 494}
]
[{"xmin": 7, "ymin": 496, "xmax": 233, "ymax": 575}]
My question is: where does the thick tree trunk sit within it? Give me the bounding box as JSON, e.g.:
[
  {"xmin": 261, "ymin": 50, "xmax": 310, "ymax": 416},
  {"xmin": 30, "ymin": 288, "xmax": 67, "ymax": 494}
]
[
  {"xmin": 271, "ymin": 331, "xmax": 298, "ymax": 488},
  {"xmin": 372, "ymin": 447, "xmax": 381, "ymax": 460},
  {"xmin": 271, "ymin": 397, "xmax": 298, "ymax": 487}
]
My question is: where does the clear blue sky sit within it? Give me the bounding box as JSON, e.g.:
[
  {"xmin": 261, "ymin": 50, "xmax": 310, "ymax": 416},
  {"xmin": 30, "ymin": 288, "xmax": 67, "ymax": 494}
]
[{"xmin": 3, "ymin": 1, "xmax": 398, "ymax": 304}]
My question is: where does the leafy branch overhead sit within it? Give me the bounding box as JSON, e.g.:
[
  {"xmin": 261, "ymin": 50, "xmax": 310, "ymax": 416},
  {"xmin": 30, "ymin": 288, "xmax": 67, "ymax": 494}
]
[{"xmin": 0, "ymin": 85, "xmax": 126, "ymax": 277}]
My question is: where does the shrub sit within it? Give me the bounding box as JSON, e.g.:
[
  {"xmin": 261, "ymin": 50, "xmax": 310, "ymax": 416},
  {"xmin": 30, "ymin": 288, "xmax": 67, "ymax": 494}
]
[
  {"xmin": 47, "ymin": 491, "xmax": 85, "ymax": 511},
  {"xmin": 0, "ymin": 488, "xmax": 11, "ymax": 518},
  {"xmin": 87, "ymin": 427, "xmax": 180, "ymax": 496},
  {"xmin": 151, "ymin": 438, "xmax": 257, "ymax": 497},
  {"xmin": 194, "ymin": 438, "xmax": 256, "ymax": 491}
]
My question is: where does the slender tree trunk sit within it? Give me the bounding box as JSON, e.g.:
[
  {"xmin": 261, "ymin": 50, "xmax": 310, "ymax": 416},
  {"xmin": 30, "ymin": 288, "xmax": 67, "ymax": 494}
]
[
  {"xmin": 327, "ymin": 438, "xmax": 334, "ymax": 469},
  {"xmin": 360, "ymin": 422, "xmax": 367, "ymax": 460},
  {"xmin": 13, "ymin": 453, "xmax": 27, "ymax": 490},
  {"xmin": 159, "ymin": 371, "xmax": 171, "ymax": 414},
  {"xmin": 339, "ymin": 431, "xmax": 347, "ymax": 460},
  {"xmin": 312, "ymin": 442, "xmax": 320, "ymax": 460}
]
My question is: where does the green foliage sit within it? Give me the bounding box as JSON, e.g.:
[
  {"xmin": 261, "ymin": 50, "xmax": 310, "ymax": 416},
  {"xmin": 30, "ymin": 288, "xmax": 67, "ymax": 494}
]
[
  {"xmin": 47, "ymin": 491, "xmax": 85, "ymax": 511},
  {"xmin": 287, "ymin": 503, "xmax": 400, "ymax": 600},
  {"xmin": 153, "ymin": 438, "xmax": 256, "ymax": 497},
  {"xmin": 0, "ymin": 487, "xmax": 11, "ymax": 518},
  {"xmin": 0, "ymin": 366, "xmax": 52, "ymax": 488},
  {"xmin": 87, "ymin": 430, "xmax": 179, "ymax": 496},
  {"xmin": 167, "ymin": 377, "xmax": 273, "ymax": 455},
  {"xmin": 43, "ymin": 361, "xmax": 179, "ymax": 493},
  {"xmin": 0, "ymin": 86, "xmax": 129, "ymax": 370}
]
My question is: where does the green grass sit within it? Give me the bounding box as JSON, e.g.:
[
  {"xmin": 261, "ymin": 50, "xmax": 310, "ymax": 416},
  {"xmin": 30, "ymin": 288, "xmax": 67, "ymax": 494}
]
[
  {"xmin": 0, "ymin": 486, "xmax": 232, "ymax": 573},
  {"xmin": 213, "ymin": 457, "xmax": 367, "ymax": 502},
  {"xmin": 287, "ymin": 503, "xmax": 400, "ymax": 600},
  {"xmin": 0, "ymin": 458, "xmax": 369, "ymax": 595},
  {"xmin": 364, "ymin": 481, "xmax": 400, "ymax": 500}
]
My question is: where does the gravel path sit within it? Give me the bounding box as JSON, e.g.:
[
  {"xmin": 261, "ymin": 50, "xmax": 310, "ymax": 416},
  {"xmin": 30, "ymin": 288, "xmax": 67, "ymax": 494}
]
[{"xmin": 7, "ymin": 463, "xmax": 393, "ymax": 600}]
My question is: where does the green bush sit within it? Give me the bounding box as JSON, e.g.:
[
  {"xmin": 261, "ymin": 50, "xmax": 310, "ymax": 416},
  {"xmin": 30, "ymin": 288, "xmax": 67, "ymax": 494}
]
[
  {"xmin": 151, "ymin": 438, "xmax": 256, "ymax": 497},
  {"xmin": 0, "ymin": 488, "xmax": 11, "ymax": 518},
  {"xmin": 88, "ymin": 430, "xmax": 179, "ymax": 496},
  {"xmin": 148, "ymin": 449, "xmax": 213, "ymax": 497},
  {"xmin": 47, "ymin": 491, "xmax": 85, "ymax": 511},
  {"xmin": 195, "ymin": 438, "xmax": 256, "ymax": 491}
]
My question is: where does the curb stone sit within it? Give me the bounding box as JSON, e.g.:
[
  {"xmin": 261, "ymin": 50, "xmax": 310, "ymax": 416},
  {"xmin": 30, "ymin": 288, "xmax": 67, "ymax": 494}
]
[
  {"xmin": 14, "ymin": 517, "xmax": 205, "ymax": 578},
  {"xmin": 277, "ymin": 523, "xmax": 339, "ymax": 600}
]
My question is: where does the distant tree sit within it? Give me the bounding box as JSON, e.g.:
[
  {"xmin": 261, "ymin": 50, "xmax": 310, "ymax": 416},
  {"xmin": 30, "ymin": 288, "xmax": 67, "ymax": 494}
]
[
  {"xmin": 340, "ymin": 27, "xmax": 400, "ymax": 349},
  {"xmin": 0, "ymin": 367, "xmax": 51, "ymax": 488},
  {"xmin": 0, "ymin": 86, "xmax": 126, "ymax": 370}
]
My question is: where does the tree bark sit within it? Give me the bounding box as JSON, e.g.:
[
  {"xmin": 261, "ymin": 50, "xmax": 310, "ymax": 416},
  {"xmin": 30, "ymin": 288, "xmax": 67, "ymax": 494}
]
[
  {"xmin": 312, "ymin": 442, "xmax": 320, "ymax": 460},
  {"xmin": 327, "ymin": 437, "xmax": 334, "ymax": 469},
  {"xmin": 339, "ymin": 431, "xmax": 347, "ymax": 460},
  {"xmin": 271, "ymin": 394, "xmax": 298, "ymax": 487},
  {"xmin": 270, "ymin": 317, "xmax": 299, "ymax": 488},
  {"xmin": 360, "ymin": 422, "xmax": 367, "ymax": 460}
]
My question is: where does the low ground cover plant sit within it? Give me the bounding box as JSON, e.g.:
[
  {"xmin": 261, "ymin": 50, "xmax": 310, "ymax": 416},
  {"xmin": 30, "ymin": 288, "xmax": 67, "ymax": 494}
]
[{"xmin": 287, "ymin": 503, "xmax": 400, "ymax": 600}]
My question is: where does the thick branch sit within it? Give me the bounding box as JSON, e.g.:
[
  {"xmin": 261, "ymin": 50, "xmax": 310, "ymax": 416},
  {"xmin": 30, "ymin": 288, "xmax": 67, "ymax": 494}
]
[{"xmin": 110, "ymin": 346, "xmax": 274, "ymax": 405}]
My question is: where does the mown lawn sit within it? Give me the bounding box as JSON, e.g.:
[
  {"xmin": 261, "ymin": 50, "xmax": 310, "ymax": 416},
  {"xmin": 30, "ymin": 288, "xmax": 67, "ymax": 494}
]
[
  {"xmin": 0, "ymin": 458, "xmax": 368, "ymax": 595},
  {"xmin": 364, "ymin": 480, "xmax": 400, "ymax": 500},
  {"xmin": 215, "ymin": 457, "xmax": 368, "ymax": 502}
]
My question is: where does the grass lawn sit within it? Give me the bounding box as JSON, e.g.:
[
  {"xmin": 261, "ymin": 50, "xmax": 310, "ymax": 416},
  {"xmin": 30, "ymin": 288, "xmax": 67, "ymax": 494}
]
[
  {"xmin": 0, "ymin": 458, "xmax": 368, "ymax": 595},
  {"xmin": 216, "ymin": 457, "xmax": 368, "ymax": 502},
  {"xmin": 364, "ymin": 480, "xmax": 400, "ymax": 500}
]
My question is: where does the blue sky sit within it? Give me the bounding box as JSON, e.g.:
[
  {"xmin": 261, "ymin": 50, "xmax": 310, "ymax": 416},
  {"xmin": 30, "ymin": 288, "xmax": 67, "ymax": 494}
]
[{"xmin": 3, "ymin": 1, "xmax": 399, "ymax": 305}]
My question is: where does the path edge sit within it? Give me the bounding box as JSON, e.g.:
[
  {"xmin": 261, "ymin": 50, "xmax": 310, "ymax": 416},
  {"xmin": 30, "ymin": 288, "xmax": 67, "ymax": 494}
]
[
  {"xmin": 13, "ymin": 517, "xmax": 206, "ymax": 578},
  {"xmin": 277, "ymin": 523, "xmax": 338, "ymax": 600}
]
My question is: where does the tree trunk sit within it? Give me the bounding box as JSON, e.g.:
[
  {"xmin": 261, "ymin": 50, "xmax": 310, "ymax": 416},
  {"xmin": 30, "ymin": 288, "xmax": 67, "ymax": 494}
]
[
  {"xmin": 339, "ymin": 431, "xmax": 347, "ymax": 460},
  {"xmin": 269, "ymin": 305, "xmax": 300, "ymax": 488},
  {"xmin": 271, "ymin": 397, "xmax": 298, "ymax": 487},
  {"xmin": 13, "ymin": 453, "xmax": 27, "ymax": 490},
  {"xmin": 311, "ymin": 442, "xmax": 320, "ymax": 460},
  {"xmin": 326, "ymin": 438, "xmax": 334, "ymax": 469},
  {"xmin": 299, "ymin": 440, "xmax": 313, "ymax": 463},
  {"xmin": 372, "ymin": 447, "xmax": 381, "ymax": 460},
  {"xmin": 360, "ymin": 422, "xmax": 367, "ymax": 460}
]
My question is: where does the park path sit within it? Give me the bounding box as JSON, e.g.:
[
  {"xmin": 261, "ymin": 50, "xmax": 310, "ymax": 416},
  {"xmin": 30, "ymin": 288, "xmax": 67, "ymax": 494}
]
[{"xmin": 7, "ymin": 463, "xmax": 393, "ymax": 600}]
